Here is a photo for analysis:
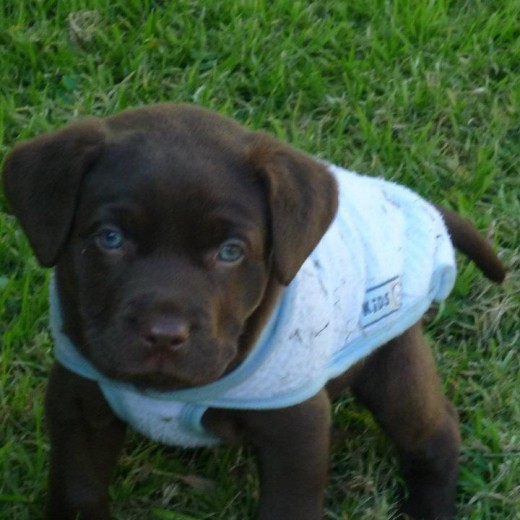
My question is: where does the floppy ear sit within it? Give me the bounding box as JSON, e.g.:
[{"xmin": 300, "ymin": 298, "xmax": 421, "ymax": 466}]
[
  {"xmin": 2, "ymin": 118, "xmax": 106, "ymax": 267},
  {"xmin": 248, "ymin": 132, "xmax": 338, "ymax": 285}
]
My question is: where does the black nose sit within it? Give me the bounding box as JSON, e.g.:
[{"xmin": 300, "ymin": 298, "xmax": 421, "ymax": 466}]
[{"xmin": 141, "ymin": 316, "xmax": 190, "ymax": 350}]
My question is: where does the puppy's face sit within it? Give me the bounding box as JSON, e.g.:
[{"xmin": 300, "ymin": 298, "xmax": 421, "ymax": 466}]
[
  {"xmin": 3, "ymin": 104, "xmax": 338, "ymax": 390},
  {"xmin": 65, "ymin": 132, "xmax": 271, "ymax": 389}
]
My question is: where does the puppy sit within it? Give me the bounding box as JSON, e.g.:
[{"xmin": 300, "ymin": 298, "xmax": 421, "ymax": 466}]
[{"xmin": 2, "ymin": 104, "xmax": 505, "ymax": 520}]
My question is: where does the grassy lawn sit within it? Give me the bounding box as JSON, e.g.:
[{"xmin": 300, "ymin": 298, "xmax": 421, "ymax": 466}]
[{"xmin": 1, "ymin": 1, "xmax": 519, "ymax": 518}]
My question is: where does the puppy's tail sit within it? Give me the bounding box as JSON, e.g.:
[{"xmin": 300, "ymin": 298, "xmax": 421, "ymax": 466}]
[{"xmin": 435, "ymin": 205, "xmax": 506, "ymax": 283}]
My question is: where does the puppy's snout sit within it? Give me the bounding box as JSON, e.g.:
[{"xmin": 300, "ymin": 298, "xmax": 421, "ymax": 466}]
[{"xmin": 141, "ymin": 315, "xmax": 190, "ymax": 351}]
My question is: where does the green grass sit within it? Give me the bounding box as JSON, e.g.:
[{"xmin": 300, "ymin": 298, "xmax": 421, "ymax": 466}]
[{"xmin": 1, "ymin": 0, "xmax": 519, "ymax": 518}]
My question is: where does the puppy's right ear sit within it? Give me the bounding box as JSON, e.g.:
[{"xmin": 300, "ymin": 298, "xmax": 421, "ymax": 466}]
[{"xmin": 2, "ymin": 118, "xmax": 106, "ymax": 267}]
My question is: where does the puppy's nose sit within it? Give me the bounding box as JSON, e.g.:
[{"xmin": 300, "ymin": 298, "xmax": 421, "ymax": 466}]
[{"xmin": 142, "ymin": 316, "xmax": 189, "ymax": 350}]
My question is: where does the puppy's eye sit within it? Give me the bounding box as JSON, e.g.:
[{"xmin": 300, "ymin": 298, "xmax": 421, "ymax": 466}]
[
  {"xmin": 96, "ymin": 228, "xmax": 126, "ymax": 251},
  {"xmin": 217, "ymin": 240, "xmax": 245, "ymax": 264}
]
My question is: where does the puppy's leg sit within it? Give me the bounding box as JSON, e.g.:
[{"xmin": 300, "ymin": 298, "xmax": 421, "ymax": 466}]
[
  {"xmin": 204, "ymin": 390, "xmax": 331, "ymax": 520},
  {"xmin": 349, "ymin": 323, "xmax": 460, "ymax": 520},
  {"xmin": 45, "ymin": 363, "xmax": 127, "ymax": 520}
]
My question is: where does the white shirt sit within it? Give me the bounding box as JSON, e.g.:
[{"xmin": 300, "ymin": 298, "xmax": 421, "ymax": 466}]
[{"xmin": 50, "ymin": 166, "xmax": 457, "ymax": 447}]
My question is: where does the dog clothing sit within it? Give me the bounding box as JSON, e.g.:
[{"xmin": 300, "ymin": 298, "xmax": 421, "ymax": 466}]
[{"xmin": 50, "ymin": 165, "xmax": 457, "ymax": 447}]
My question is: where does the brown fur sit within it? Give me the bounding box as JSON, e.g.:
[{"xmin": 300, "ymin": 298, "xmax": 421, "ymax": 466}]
[{"xmin": 2, "ymin": 103, "xmax": 505, "ymax": 520}]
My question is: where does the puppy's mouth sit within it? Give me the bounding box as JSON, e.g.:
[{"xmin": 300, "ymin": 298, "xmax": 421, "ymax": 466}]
[
  {"xmin": 123, "ymin": 351, "xmax": 234, "ymax": 391},
  {"xmin": 85, "ymin": 333, "xmax": 239, "ymax": 391}
]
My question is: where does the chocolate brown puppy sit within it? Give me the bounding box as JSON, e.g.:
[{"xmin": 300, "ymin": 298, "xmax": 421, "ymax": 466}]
[{"xmin": 2, "ymin": 104, "xmax": 505, "ymax": 520}]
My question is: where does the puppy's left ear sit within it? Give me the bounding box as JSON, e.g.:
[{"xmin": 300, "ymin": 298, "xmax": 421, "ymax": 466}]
[
  {"xmin": 2, "ymin": 118, "xmax": 107, "ymax": 267},
  {"xmin": 248, "ymin": 132, "xmax": 338, "ymax": 285}
]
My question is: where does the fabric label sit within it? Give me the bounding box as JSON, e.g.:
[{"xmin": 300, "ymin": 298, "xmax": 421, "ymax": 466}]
[{"xmin": 360, "ymin": 276, "xmax": 401, "ymax": 328}]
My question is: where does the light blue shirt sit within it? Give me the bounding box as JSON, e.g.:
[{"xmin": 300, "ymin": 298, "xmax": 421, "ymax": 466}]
[{"xmin": 50, "ymin": 166, "xmax": 457, "ymax": 447}]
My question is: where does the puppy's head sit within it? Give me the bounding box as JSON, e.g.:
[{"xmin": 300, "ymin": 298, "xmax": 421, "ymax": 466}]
[{"xmin": 3, "ymin": 104, "xmax": 337, "ymax": 389}]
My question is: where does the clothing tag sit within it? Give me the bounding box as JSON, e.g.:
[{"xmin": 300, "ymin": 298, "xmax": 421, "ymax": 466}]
[{"xmin": 360, "ymin": 276, "xmax": 401, "ymax": 328}]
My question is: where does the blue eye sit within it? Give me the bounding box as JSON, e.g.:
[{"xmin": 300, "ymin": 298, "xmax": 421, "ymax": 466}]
[
  {"xmin": 97, "ymin": 228, "xmax": 125, "ymax": 250},
  {"xmin": 217, "ymin": 240, "xmax": 245, "ymax": 263}
]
